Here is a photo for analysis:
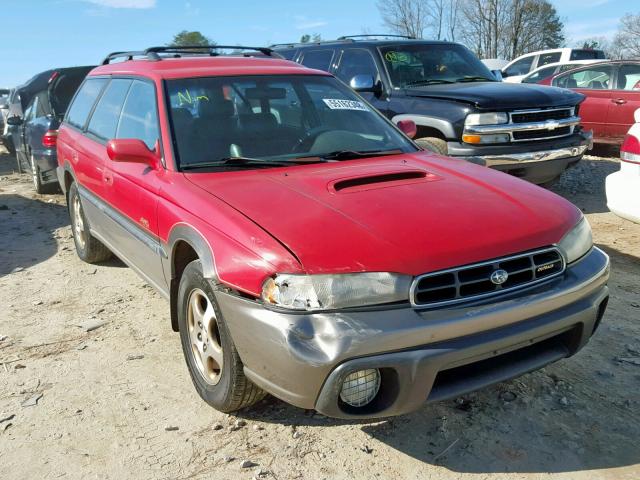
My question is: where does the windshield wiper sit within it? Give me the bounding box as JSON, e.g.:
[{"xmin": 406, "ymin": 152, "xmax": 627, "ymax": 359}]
[
  {"xmin": 456, "ymin": 76, "xmax": 496, "ymax": 82},
  {"xmin": 181, "ymin": 157, "xmax": 293, "ymax": 170},
  {"xmin": 319, "ymin": 149, "xmax": 403, "ymax": 160},
  {"xmin": 405, "ymin": 79, "xmax": 454, "ymax": 87}
]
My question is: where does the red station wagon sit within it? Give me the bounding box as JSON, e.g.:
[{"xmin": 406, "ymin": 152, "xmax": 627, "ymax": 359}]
[{"xmin": 57, "ymin": 46, "xmax": 610, "ymax": 419}]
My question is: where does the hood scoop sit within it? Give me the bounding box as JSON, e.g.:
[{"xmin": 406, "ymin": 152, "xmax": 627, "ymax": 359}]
[{"xmin": 330, "ymin": 170, "xmax": 440, "ymax": 194}]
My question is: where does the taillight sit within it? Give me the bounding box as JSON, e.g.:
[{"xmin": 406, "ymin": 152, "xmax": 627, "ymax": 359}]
[
  {"xmin": 620, "ymin": 133, "xmax": 640, "ymax": 164},
  {"xmin": 42, "ymin": 130, "xmax": 58, "ymax": 148}
]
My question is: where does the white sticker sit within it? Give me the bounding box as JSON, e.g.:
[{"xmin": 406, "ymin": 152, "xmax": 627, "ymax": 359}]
[{"xmin": 322, "ymin": 98, "xmax": 369, "ymax": 111}]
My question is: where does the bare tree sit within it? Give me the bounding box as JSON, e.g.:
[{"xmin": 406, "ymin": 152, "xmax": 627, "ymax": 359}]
[
  {"xmin": 377, "ymin": 0, "xmax": 429, "ymax": 38},
  {"xmin": 612, "ymin": 13, "xmax": 640, "ymax": 59},
  {"xmin": 459, "ymin": 0, "xmax": 564, "ymax": 59}
]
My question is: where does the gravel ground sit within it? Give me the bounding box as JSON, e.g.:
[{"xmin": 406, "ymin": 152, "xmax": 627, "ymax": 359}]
[{"xmin": 0, "ymin": 148, "xmax": 639, "ymax": 480}]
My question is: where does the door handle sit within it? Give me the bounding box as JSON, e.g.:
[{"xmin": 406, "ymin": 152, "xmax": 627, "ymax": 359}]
[
  {"xmin": 612, "ymin": 98, "xmax": 627, "ymax": 105},
  {"xmin": 103, "ymin": 172, "xmax": 113, "ymax": 185}
]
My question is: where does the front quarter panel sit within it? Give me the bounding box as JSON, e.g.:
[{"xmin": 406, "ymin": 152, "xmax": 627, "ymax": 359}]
[{"xmin": 158, "ymin": 173, "xmax": 303, "ymax": 296}]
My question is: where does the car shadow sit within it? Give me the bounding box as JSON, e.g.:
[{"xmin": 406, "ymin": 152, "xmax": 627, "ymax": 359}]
[{"xmin": 550, "ymin": 155, "xmax": 619, "ymax": 215}]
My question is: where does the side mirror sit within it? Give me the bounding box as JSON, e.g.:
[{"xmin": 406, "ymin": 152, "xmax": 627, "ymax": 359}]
[
  {"xmin": 349, "ymin": 75, "xmax": 381, "ymax": 94},
  {"xmin": 491, "ymin": 69, "xmax": 503, "ymax": 81},
  {"xmin": 500, "ymin": 70, "xmax": 509, "ymax": 78},
  {"xmin": 106, "ymin": 139, "xmax": 159, "ymax": 168},
  {"xmin": 396, "ymin": 119, "xmax": 417, "ymax": 139},
  {"xmin": 6, "ymin": 115, "xmax": 22, "ymax": 126}
]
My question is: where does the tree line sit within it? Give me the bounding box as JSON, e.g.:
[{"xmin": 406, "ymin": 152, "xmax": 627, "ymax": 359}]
[{"xmin": 377, "ymin": 0, "xmax": 639, "ymax": 60}]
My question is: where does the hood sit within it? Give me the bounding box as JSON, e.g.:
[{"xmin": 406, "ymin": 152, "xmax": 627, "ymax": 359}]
[
  {"xmin": 185, "ymin": 154, "xmax": 581, "ymax": 276},
  {"xmin": 404, "ymin": 81, "xmax": 584, "ymax": 110}
]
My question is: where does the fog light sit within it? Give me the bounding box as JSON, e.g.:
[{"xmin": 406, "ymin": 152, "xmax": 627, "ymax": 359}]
[{"xmin": 339, "ymin": 369, "xmax": 381, "ymax": 407}]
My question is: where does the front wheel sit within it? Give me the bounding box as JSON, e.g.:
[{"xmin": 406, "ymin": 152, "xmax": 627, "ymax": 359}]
[
  {"xmin": 177, "ymin": 260, "xmax": 265, "ymax": 412},
  {"xmin": 415, "ymin": 137, "xmax": 448, "ymax": 155}
]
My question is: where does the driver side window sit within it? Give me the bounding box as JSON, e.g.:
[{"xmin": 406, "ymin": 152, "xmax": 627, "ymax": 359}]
[{"xmin": 335, "ymin": 49, "xmax": 380, "ymax": 86}]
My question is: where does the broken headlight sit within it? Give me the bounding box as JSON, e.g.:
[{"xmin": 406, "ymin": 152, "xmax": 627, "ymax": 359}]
[{"xmin": 261, "ymin": 272, "xmax": 412, "ymax": 311}]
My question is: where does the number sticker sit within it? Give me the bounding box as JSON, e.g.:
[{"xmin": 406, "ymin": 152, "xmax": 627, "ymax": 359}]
[{"xmin": 322, "ymin": 99, "xmax": 369, "ymax": 111}]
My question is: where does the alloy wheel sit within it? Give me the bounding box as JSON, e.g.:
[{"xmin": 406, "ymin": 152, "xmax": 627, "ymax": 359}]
[{"xmin": 187, "ymin": 288, "xmax": 224, "ymax": 385}]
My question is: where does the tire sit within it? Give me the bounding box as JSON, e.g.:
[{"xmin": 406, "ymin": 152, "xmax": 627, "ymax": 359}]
[
  {"xmin": 177, "ymin": 260, "xmax": 266, "ymax": 413},
  {"xmin": 30, "ymin": 154, "xmax": 59, "ymax": 194},
  {"xmin": 68, "ymin": 182, "xmax": 112, "ymax": 263},
  {"xmin": 415, "ymin": 137, "xmax": 448, "ymax": 155}
]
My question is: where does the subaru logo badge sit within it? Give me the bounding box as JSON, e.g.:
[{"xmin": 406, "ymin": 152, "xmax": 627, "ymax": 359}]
[{"xmin": 490, "ymin": 269, "xmax": 509, "ymax": 285}]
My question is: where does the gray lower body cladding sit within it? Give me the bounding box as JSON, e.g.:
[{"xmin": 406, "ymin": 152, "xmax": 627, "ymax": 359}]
[
  {"xmin": 215, "ymin": 247, "xmax": 609, "ymax": 419},
  {"xmin": 33, "ymin": 151, "xmax": 58, "ymax": 185}
]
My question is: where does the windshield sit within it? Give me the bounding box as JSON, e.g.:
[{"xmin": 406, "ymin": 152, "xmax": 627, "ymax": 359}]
[
  {"xmin": 380, "ymin": 43, "xmax": 496, "ymax": 88},
  {"xmin": 166, "ymin": 75, "xmax": 416, "ymax": 170}
]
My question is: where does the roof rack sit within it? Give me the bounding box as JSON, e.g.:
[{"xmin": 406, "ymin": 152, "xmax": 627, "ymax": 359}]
[
  {"xmin": 101, "ymin": 45, "xmax": 279, "ymax": 65},
  {"xmin": 337, "ymin": 34, "xmax": 416, "ymax": 40}
]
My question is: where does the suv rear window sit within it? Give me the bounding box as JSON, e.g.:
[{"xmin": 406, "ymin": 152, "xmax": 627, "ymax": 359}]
[
  {"xmin": 66, "ymin": 78, "xmax": 107, "ymax": 129},
  {"xmin": 570, "ymin": 49, "xmax": 605, "ymax": 60}
]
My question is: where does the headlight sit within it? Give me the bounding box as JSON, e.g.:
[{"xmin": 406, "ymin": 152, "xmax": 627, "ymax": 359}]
[
  {"xmin": 261, "ymin": 272, "xmax": 412, "ymax": 311},
  {"xmin": 557, "ymin": 216, "xmax": 593, "ymax": 264},
  {"xmin": 465, "ymin": 112, "xmax": 509, "ymax": 126}
]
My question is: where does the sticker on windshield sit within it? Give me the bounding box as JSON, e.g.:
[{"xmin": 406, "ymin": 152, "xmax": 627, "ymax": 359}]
[{"xmin": 322, "ymin": 99, "xmax": 369, "ymax": 111}]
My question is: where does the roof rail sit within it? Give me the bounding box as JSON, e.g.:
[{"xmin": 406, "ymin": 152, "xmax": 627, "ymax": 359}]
[
  {"xmin": 102, "ymin": 45, "xmax": 279, "ymax": 65},
  {"xmin": 337, "ymin": 34, "xmax": 416, "ymax": 40}
]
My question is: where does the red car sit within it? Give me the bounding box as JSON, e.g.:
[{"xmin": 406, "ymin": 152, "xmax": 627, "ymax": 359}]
[
  {"xmin": 552, "ymin": 60, "xmax": 640, "ymax": 144},
  {"xmin": 57, "ymin": 46, "xmax": 609, "ymax": 419}
]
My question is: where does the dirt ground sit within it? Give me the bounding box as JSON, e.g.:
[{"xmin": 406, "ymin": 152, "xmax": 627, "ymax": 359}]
[{"xmin": 0, "ymin": 146, "xmax": 639, "ymax": 480}]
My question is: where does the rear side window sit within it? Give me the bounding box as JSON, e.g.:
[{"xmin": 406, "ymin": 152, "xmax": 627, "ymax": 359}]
[
  {"xmin": 65, "ymin": 78, "xmax": 108, "ymax": 129},
  {"xmin": 117, "ymin": 80, "xmax": 159, "ymax": 150},
  {"xmin": 87, "ymin": 79, "xmax": 132, "ymax": 141},
  {"xmin": 300, "ymin": 50, "xmax": 334, "ymax": 72},
  {"xmin": 277, "ymin": 49, "xmax": 297, "ymax": 61}
]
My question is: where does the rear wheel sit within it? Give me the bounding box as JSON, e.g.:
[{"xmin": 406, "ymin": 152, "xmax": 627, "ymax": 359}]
[
  {"xmin": 30, "ymin": 154, "xmax": 59, "ymax": 194},
  {"xmin": 178, "ymin": 260, "xmax": 265, "ymax": 413},
  {"xmin": 68, "ymin": 182, "xmax": 112, "ymax": 263},
  {"xmin": 415, "ymin": 137, "xmax": 448, "ymax": 155}
]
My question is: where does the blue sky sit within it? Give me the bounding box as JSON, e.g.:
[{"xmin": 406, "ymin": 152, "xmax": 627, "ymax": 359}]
[{"xmin": 1, "ymin": 0, "xmax": 635, "ymax": 87}]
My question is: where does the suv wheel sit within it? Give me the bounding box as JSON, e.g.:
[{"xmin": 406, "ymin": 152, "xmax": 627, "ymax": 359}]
[
  {"xmin": 30, "ymin": 154, "xmax": 59, "ymax": 194},
  {"xmin": 178, "ymin": 260, "xmax": 265, "ymax": 413},
  {"xmin": 415, "ymin": 137, "xmax": 448, "ymax": 156},
  {"xmin": 68, "ymin": 182, "xmax": 112, "ymax": 263}
]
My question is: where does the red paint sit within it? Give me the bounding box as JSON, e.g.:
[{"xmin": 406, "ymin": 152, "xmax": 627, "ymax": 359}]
[{"xmin": 59, "ymin": 56, "xmax": 581, "ymax": 297}]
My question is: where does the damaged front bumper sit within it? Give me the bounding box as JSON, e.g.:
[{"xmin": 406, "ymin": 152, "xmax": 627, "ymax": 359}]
[{"xmin": 215, "ymin": 247, "xmax": 609, "ymax": 419}]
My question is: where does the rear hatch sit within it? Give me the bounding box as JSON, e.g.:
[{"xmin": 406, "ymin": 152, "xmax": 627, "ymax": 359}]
[{"xmin": 48, "ymin": 66, "xmax": 95, "ymax": 117}]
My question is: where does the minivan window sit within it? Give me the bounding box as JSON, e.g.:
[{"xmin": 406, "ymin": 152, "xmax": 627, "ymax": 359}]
[
  {"xmin": 66, "ymin": 78, "xmax": 108, "ymax": 129},
  {"xmin": 116, "ymin": 80, "xmax": 159, "ymax": 150},
  {"xmin": 336, "ymin": 49, "xmax": 380, "ymax": 85},
  {"xmin": 300, "ymin": 50, "xmax": 334, "ymax": 71},
  {"xmin": 87, "ymin": 79, "xmax": 132, "ymax": 141}
]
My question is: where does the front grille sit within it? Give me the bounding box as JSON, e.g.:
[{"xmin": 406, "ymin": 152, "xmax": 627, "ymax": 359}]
[
  {"xmin": 411, "ymin": 247, "xmax": 565, "ymax": 308},
  {"xmin": 513, "ymin": 126, "xmax": 571, "ymax": 141},
  {"xmin": 511, "ymin": 108, "xmax": 572, "ymax": 123}
]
